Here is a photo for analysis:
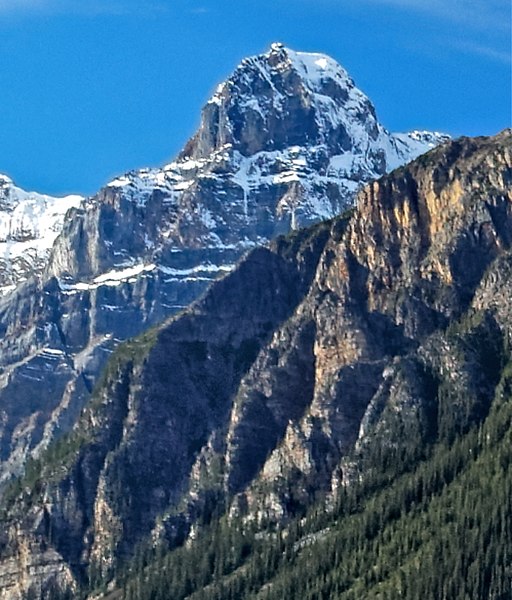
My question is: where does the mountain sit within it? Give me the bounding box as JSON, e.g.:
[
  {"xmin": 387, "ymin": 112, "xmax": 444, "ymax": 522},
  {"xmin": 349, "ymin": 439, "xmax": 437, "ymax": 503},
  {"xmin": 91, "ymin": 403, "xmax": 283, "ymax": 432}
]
[
  {"xmin": 0, "ymin": 44, "xmax": 447, "ymax": 490},
  {"xmin": 0, "ymin": 129, "xmax": 509, "ymax": 599},
  {"xmin": 0, "ymin": 174, "xmax": 82, "ymax": 294}
]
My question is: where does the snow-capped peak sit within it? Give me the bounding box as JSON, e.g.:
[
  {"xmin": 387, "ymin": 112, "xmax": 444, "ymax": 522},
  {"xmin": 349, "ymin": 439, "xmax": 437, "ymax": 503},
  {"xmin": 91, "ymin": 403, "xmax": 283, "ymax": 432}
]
[
  {"xmin": 0, "ymin": 175, "xmax": 83, "ymax": 294},
  {"xmin": 104, "ymin": 44, "xmax": 449, "ymax": 245},
  {"xmin": 1, "ymin": 45, "xmax": 449, "ymax": 296},
  {"xmin": 188, "ymin": 43, "xmax": 386, "ymax": 162}
]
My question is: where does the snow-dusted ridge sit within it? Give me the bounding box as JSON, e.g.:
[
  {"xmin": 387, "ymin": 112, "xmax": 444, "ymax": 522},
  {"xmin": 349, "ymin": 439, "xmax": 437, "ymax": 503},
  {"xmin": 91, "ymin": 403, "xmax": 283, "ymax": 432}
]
[{"xmin": 0, "ymin": 174, "xmax": 83, "ymax": 294}]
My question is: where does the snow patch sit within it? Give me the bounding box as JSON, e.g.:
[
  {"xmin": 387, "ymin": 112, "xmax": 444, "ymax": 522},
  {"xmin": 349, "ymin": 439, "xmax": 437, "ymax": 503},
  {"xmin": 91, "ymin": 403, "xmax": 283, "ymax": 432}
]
[
  {"xmin": 0, "ymin": 176, "xmax": 83, "ymax": 289},
  {"xmin": 59, "ymin": 264, "xmax": 157, "ymax": 293},
  {"xmin": 158, "ymin": 263, "xmax": 234, "ymax": 277}
]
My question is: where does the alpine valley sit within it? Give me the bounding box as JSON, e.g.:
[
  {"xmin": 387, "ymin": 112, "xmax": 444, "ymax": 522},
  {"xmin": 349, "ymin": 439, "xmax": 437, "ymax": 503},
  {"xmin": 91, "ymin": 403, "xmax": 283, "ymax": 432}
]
[{"xmin": 0, "ymin": 44, "xmax": 510, "ymax": 600}]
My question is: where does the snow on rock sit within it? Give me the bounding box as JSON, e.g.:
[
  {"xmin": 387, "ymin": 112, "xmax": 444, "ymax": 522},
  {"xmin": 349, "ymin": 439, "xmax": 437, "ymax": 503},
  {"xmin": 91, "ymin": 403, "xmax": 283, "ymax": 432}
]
[
  {"xmin": 0, "ymin": 175, "xmax": 82, "ymax": 294},
  {"xmin": 58, "ymin": 262, "xmax": 235, "ymax": 294},
  {"xmin": 59, "ymin": 263, "xmax": 158, "ymax": 293}
]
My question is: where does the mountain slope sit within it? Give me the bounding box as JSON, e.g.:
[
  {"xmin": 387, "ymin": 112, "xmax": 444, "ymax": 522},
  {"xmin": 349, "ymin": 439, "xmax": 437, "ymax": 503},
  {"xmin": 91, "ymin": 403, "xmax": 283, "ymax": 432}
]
[
  {"xmin": 0, "ymin": 129, "xmax": 508, "ymax": 599},
  {"xmin": 122, "ymin": 361, "xmax": 512, "ymax": 600},
  {"xmin": 0, "ymin": 44, "xmax": 447, "ymax": 490}
]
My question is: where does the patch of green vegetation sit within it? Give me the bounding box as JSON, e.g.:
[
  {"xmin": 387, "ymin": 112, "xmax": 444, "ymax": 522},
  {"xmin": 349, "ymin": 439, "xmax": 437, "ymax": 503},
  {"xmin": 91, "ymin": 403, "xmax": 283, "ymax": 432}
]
[
  {"xmin": 438, "ymin": 309, "xmax": 507, "ymax": 443},
  {"xmin": 0, "ymin": 428, "xmax": 90, "ymax": 518},
  {"xmin": 97, "ymin": 324, "xmax": 160, "ymax": 393}
]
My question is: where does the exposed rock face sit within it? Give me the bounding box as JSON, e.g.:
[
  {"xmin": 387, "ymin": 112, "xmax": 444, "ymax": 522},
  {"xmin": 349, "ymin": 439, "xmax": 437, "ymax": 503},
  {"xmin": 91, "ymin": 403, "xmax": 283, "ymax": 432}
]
[
  {"xmin": 0, "ymin": 130, "xmax": 509, "ymax": 598},
  {"xmin": 0, "ymin": 44, "xmax": 446, "ymax": 490}
]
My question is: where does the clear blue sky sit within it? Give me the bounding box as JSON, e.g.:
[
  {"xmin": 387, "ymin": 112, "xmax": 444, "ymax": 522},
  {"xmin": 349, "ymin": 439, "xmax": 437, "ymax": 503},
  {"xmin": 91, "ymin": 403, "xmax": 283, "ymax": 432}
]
[{"xmin": 0, "ymin": 0, "xmax": 510, "ymax": 196}]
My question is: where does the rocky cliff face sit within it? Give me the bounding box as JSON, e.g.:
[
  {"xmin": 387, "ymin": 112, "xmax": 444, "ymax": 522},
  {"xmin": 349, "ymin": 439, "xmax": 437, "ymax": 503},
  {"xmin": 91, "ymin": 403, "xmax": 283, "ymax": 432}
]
[
  {"xmin": 0, "ymin": 44, "xmax": 446, "ymax": 491},
  {"xmin": 0, "ymin": 130, "xmax": 509, "ymax": 598}
]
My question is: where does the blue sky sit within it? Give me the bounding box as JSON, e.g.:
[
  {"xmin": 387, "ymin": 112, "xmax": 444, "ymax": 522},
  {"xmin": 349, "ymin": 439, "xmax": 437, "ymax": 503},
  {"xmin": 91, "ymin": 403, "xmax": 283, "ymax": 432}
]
[{"xmin": 0, "ymin": 0, "xmax": 510, "ymax": 196}]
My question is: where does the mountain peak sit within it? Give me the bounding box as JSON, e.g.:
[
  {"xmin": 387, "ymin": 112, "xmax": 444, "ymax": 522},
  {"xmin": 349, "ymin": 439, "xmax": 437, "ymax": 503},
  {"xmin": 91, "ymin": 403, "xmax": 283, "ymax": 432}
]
[
  {"xmin": 181, "ymin": 44, "xmax": 447, "ymax": 179},
  {"xmin": 269, "ymin": 41, "xmax": 285, "ymax": 51},
  {"xmin": 182, "ymin": 44, "xmax": 380, "ymax": 160}
]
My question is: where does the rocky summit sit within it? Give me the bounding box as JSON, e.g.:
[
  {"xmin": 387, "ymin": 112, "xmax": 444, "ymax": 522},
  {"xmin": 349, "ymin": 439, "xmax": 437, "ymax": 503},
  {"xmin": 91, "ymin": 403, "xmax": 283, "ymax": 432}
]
[
  {"xmin": 0, "ymin": 44, "xmax": 446, "ymax": 492},
  {"xmin": 0, "ymin": 129, "xmax": 509, "ymax": 599}
]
